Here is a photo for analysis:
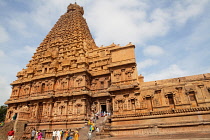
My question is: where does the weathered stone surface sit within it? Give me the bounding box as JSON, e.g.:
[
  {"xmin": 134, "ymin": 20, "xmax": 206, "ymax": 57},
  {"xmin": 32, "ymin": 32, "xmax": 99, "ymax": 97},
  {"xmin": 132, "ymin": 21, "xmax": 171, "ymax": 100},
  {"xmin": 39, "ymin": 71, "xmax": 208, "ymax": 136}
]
[{"xmin": 4, "ymin": 3, "xmax": 210, "ymax": 139}]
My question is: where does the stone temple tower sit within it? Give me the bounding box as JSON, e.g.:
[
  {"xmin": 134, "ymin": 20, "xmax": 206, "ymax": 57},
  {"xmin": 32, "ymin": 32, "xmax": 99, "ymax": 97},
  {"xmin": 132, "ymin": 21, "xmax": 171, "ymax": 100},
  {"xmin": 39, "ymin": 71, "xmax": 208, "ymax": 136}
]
[
  {"xmin": 4, "ymin": 3, "xmax": 138, "ymax": 139},
  {"xmin": 4, "ymin": 3, "xmax": 210, "ymax": 140}
]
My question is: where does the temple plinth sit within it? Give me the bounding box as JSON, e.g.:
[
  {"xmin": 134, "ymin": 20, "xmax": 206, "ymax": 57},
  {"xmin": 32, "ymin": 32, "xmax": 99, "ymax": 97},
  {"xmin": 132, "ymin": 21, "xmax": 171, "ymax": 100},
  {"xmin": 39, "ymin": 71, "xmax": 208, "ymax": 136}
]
[{"xmin": 4, "ymin": 3, "xmax": 210, "ymax": 139}]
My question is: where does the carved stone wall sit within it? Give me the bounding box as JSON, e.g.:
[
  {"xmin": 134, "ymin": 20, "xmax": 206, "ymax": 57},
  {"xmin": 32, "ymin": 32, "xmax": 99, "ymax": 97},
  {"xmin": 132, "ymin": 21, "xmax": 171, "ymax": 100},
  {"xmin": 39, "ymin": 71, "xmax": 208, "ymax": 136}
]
[{"xmin": 4, "ymin": 2, "xmax": 210, "ymax": 139}]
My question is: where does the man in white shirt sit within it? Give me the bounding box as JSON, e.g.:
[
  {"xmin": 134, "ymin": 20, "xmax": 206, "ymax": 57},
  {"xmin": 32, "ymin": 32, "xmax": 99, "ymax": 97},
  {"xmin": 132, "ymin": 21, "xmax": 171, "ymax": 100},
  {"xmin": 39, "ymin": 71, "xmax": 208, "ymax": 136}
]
[
  {"xmin": 57, "ymin": 130, "xmax": 61, "ymax": 140},
  {"xmin": 52, "ymin": 130, "xmax": 56, "ymax": 140}
]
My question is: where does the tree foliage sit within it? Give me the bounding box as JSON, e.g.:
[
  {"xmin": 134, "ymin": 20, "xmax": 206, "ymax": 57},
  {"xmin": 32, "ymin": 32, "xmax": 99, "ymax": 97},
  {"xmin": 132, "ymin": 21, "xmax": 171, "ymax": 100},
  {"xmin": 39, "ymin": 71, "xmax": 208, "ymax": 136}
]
[{"xmin": 0, "ymin": 105, "xmax": 7, "ymax": 122}]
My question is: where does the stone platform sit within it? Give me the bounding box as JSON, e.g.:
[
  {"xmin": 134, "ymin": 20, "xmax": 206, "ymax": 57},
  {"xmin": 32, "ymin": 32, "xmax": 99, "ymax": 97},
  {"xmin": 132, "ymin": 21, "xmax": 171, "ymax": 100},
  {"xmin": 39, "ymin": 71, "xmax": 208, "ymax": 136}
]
[{"xmin": 101, "ymin": 132, "xmax": 210, "ymax": 140}]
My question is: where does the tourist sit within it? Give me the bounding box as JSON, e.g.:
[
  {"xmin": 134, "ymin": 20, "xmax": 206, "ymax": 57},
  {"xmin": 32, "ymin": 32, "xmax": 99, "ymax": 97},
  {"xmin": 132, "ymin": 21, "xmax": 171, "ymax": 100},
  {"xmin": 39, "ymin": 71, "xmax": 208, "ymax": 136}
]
[
  {"xmin": 12, "ymin": 114, "xmax": 17, "ymax": 120},
  {"xmin": 37, "ymin": 131, "xmax": 43, "ymax": 140},
  {"xmin": 61, "ymin": 130, "xmax": 64, "ymax": 140},
  {"xmin": 0, "ymin": 121, "xmax": 4, "ymax": 127},
  {"xmin": 96, "ymin": 127, "xmax": 99, "ymax": 133},
  {"xmin": 88, "ymin": 120, "xmax": 91, "ymax": 125},
  {"xmin": 74, "ymin": 131, "xmax": 79, "ymax": 140},
  {"xmin": 67, "ymin": 129, "xmax": 73, "ymax": 140},
  {"xmin": 57, "ymin": 130, "xmax": 61, "ymax": 140},
  {"xmin": 7, "ymin": 128, "xmax": 14, "ymax": 140},
  {"xmin": 31, "ymin": 129, "xmax": 36, "ymax": 140},
  {"xmin": 89, "ymin": 125, "xmax": 93, "ymax": 132},
  {"xmin": 65, "ymin": 129, "xmax": 69, "ymax": 140},
  {"xmin": 52, "ymin": 129, "xmax": 56, "ymax": 140},
  {"xmin": 92, "ymin": 123, "xmax": 95, "ymax": 132},
  {"xmin": 35, "ymin": 130, "xmax": 39, "ymax": 140},
  {"xmin": 87, "ymin": 131, "xmax": 92, "ymax": 140},
  {"xmin": 95, "ymin": 113, "xmax": 99, "ymax": 120}
]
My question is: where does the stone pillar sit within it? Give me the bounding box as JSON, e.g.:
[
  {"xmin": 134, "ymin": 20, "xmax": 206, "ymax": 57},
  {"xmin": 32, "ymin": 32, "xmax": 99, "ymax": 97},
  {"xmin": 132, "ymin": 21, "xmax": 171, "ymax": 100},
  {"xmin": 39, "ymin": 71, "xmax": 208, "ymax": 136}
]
[
  {"xmin": 197, "ymin": 85, "xmax": 206, "ymax": 103},
  {"xmin": 81, "ymin": 98, "xmax": 86, "ymax": 119},
  {"xmin": 106, "ymin": 99, "xmax": 110, "ymax": 113}
]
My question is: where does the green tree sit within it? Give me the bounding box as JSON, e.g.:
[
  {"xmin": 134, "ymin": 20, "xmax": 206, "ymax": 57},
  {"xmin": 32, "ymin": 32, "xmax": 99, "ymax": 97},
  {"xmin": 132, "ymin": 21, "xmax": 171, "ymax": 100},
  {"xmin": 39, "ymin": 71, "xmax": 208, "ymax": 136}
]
[{"xmin": 0, "ymin": 105, "xmax": 7, "ymax": 122}]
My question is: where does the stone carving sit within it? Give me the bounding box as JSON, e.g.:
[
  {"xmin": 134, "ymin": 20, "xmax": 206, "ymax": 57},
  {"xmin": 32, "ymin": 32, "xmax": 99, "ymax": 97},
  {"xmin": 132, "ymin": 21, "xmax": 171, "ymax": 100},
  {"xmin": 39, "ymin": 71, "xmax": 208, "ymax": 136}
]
[{"xmin": 4, "ymin": 3, "xmax": 210, "ymax": 139}]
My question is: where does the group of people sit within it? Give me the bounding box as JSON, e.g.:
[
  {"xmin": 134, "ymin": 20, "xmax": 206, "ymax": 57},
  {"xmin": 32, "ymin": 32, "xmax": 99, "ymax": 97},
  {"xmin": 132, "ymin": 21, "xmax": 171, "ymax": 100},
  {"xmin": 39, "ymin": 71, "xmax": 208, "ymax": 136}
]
[
  {"xmin": 31, "ymin": 129, "xmax": 79, "ymax": 140},
  {"xmin": 100, "ymin": 111, "xmax": 110, "ymax": 117},
  {"xmin": 87, "ymin": 118, "xmax": 100, "ymax": 140},
  {"xmin": 31, "ymin": 129, "xmax": 43, "ymax": 140},
  {"xmin": 52, "ymin": 129, "xmax": 79, "ymax": 140}
]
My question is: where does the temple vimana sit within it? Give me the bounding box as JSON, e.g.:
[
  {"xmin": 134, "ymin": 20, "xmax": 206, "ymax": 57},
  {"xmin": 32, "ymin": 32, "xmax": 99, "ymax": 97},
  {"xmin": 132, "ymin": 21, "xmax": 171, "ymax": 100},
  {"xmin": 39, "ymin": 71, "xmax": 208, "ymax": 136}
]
[{"xmin": 3, "ymin": 3, "xmax": 210, "ymax": 139}]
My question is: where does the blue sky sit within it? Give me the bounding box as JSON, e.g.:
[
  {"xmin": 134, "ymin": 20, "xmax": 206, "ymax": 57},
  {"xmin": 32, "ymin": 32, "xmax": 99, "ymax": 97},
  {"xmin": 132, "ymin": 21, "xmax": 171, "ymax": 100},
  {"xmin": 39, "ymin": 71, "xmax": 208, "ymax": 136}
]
[{"xmin": 0, "ymin": 0, "xmax": 210, "ymax": 105}]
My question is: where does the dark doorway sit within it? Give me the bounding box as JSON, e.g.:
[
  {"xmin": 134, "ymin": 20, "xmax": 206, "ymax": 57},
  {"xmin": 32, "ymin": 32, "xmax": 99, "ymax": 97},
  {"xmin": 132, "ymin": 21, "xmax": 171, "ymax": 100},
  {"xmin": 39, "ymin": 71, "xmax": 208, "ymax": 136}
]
[
  {"xmin": 101, "ymin": 105, "xmax": 106, "ymax": 112},
  {"xmin": 168, "ymin": 94, "xmax": 175, "ymax": 108}
]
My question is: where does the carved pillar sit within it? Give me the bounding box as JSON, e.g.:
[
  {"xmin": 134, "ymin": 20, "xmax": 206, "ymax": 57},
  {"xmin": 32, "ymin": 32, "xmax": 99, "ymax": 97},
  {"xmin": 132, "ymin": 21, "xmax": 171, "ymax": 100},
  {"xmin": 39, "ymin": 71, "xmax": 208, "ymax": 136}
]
[
  {"xmin": 106, "ymin": 99, "xmax": 110, "ymax": 113},
  {"xmin": 28, "ymin": 83, "xmax": 32, "ymax": 96},
  {"xmin": 49, "ymin": 101, "xmax": 53, "ymax": 117},
  {"xmin": 81, "ymin": 98, "xmax": 86, "ymax": 115},
  {"xmin": 161, "ymin": 89, "xmax": 169, "ymax": 106},
  {"xmin": 66, "ymin": 76, "xmax": 70, "ymax": 90},
  {"xmin": 68, "ymin": 100, "xmax": 73, "ymax": 115},
  {"xmin": 64, "ymin": 100, "xmax": 68, "ymax": 116},
  {"xmin": 197, "ymin": 85, "xmax": 206, "ymax": 103},
  {"xmin": 121, "ymin": 69, "xmax": 125, "ymax": 81}
]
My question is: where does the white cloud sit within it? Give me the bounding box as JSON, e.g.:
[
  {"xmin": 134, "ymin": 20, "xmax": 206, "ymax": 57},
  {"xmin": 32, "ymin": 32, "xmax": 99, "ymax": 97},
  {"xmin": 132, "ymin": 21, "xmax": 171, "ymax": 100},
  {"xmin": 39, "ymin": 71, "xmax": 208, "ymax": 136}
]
[
  {"xmin": 137, "ymin": 59, "xmax": 159, "ymax": 70},
  {"xmin": 10, "ymin": 45, "xmax": 36, "ymax": 57},
  {"xmin": 0, "ymin": 76, "xmax": 12, "ymax": 105},
  {"xmin": 8, "ymin": 17, "xmax": 28, "ymax": 36},
  {"xmin": 24, "ymin": 46, "xmax": 36, "ymax": 54},
  {"xmin": 172, "ymin": 0, "xmax": 208, "ymax": 25},
  {"xmin": 0, "ymin": 50, "xmax": 5, "ymax": 58},
  {"xmin": 0, "ymin": 25, "xmax": 9, "ymax": 43},
  {"xmin": 143, "ymin": 45, "xmax": 164, "ymax": 57},
  {"xmin": 144, "ymin": 64, "xmax": 188, "ymax": 81},
  {"xmin": 31, "ymin": 0, "xmax": 73, "ymax": 30}
]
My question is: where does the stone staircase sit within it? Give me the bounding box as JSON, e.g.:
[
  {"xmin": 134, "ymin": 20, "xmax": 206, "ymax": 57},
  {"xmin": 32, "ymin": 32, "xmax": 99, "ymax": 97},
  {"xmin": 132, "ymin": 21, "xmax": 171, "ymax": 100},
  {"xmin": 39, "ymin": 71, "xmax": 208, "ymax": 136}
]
[
  {"xmin": 78, "ymin": 116, "xmax": 108, "ymax": 140},
  {"xmin": 0, "ymin": 121, "xmax": 15, "ymax": 140},
  {"xmin": 78, "ymin": 125, "xmax": 90, "ymax": 140},
  {"xmin": 0, "ymin": 120, "xmax": 28, "ymax": 140},
  {"xmin": 95, "ymin": 116, "xmax": 111, "ymax": 139}
]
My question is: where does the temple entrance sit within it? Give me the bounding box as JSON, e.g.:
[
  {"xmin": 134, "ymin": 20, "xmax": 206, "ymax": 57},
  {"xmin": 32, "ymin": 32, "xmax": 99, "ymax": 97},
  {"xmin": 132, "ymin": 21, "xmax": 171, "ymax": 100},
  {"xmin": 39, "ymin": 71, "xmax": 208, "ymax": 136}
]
[
  {"xmin": 101, "ymin": 104, "xmax": 107, "ymax": 117},
  {"xmin": 101, "ymin": 105, "xmax": 106, "ymax": 112}
]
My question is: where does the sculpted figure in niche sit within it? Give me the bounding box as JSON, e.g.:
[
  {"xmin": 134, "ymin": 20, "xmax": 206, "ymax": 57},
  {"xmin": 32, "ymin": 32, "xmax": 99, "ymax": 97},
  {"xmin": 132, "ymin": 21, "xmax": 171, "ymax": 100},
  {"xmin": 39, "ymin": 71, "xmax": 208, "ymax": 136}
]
[
  {"xmin": 48, "ymin": 80, "xmax": 54, "ymax": 91},
  {"xmin": 114, "ymin": 71, "xmax": 121, "ymax": 81},
  {"xmin": 124, "ymin": 100, "xmax": 127, "ymax": 110},
  {"xmin": 125, "ymin": 69, "xmax": 134, "ymax": 79},
  {"xmin": 59, "ymin": 106, "xmax": 65, "ymax": 115},
  {"xmin": 135, "ymin": 99, "xmax": 140, "ymax": 109},
  {"xmin": 118, "ymin": 101, "xmax": 123, "ymax": 112},
  {"xmin": 6, "ymin": 110, "xmax": 13, "ymax": 120},
  {"xmin": 174, "ymin": 95, "xmax": 181, "ymax": 104},
  {"xmin": 131, "ymin": 99, "xmax": 136, "ymax": 110},
  {"xmin": 12, "ymin": 87, "xmax": 19, "ymax": 97},
  {"xmin": 31, "ymin": 106, "xmax": 37, "ymax": 118},
  {"xmin": 91, "ymin": 103, "xmax": 97, "ymax": 113},
  {"xmin": 153, "ymin": 98, "xmax": 160, "ymax": 107},
  {"xmin": 52, "ymin": 102, "xmax": 58, "ymax": 115},
  {"xmin": 24, "ymin": 86, "xmax": 30, "ymax": 96},
  {"xmin": 114, "ymin": 101, "xmax": 118, "ymax": 111}
]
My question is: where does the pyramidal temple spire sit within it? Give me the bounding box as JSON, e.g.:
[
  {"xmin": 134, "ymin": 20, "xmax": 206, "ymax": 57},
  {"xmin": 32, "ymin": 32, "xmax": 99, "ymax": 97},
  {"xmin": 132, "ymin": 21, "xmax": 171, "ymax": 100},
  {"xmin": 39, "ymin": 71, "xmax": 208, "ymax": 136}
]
[
  {"xmin": 14, "ymin": 3, "xmax": 98, "ymax": 81},
  {"xmin": 38, "ymin": 3, "xmax": 97, "ymax": 52}
]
